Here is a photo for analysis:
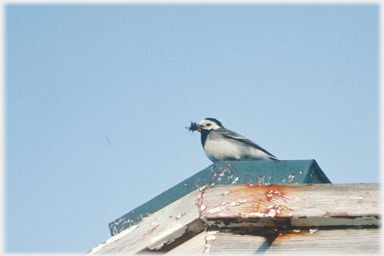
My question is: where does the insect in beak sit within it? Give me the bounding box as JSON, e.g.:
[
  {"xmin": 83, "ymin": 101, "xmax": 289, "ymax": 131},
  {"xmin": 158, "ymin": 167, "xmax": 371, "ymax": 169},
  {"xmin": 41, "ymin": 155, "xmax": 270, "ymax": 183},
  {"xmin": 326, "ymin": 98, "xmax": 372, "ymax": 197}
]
[{"xmin": 188, "ymin": 122, "xmax": 200, "ymax": 132}]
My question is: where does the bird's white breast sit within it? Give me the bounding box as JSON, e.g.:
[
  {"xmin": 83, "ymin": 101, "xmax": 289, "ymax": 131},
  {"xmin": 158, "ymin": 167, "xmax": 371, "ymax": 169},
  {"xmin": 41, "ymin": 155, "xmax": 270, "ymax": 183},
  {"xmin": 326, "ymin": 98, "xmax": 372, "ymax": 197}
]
[
  {"xmin": 203, "ymin": 138, "xmax": 243, "ymax": 161},
  {"xmin": 203, "ymin": 134, "xmax": 274, "ymax": 161}
]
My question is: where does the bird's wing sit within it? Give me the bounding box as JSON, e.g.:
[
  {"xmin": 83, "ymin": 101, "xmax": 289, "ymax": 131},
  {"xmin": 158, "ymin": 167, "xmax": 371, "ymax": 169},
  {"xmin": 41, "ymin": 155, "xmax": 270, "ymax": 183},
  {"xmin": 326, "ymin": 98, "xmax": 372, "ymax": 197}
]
[{"xmin": 219, "ymin": 128, "xmax": 278, "ymax": 159}]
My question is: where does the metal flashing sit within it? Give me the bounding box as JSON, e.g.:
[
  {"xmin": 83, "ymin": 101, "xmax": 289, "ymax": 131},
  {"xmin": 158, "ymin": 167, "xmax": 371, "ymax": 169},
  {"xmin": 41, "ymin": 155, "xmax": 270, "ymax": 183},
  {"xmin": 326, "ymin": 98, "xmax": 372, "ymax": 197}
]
[{"xmin": 109, "ymin": 160, "xmax": 330, "ymax": 235}]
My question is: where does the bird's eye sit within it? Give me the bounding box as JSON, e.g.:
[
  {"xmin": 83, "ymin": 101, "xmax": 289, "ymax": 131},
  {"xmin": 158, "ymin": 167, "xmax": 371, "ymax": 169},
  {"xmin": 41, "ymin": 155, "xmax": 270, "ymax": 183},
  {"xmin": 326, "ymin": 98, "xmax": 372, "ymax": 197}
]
[{"xmin": 206, "ymin": 123, "xmax": 211, "ymax": 126}]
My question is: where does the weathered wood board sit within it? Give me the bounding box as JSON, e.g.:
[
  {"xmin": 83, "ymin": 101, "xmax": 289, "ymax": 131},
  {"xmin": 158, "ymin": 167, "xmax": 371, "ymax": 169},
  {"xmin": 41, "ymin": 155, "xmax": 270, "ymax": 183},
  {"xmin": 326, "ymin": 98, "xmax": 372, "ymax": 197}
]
[
  {"xmin": 88, "ymin": 183, "xmax": 380, "ymax": 254},
  {"xmin": 88, "ymin": 189, "xmax": 204, "ymax": 254},
  {"xmin": 205, "ymin": 228, "xmax": 380, "ymax": 254},
  {"xmin": 167, "ymin": 228, "xmax": 380, "ymax": 254},
  {"xmin": 201, "ymin": 183, "xmax": 379, "ymax": 228}
]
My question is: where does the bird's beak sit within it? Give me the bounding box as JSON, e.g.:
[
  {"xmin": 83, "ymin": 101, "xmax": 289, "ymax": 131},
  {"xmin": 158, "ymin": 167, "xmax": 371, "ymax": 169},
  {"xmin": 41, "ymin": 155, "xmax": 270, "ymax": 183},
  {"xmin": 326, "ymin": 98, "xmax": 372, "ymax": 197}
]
[{"xmin": 196, "ymin": 124, "xmax": 202, "ymax": 132}]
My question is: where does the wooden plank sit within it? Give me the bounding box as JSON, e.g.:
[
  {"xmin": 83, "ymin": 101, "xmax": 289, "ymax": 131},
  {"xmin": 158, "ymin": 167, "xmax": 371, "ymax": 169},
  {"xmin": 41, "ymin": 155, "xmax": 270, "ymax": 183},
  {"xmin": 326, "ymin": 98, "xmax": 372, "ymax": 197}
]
[
  {"xmin": 166, "ymin": 231, "xmax": 207, "ymax": 254},
  {"xmin": 266, "ymin": 228, "xmax": 380, "ymax": 253},
  {"xmin": 206, "ymin": 229, "xmax": 267, "ymax": 254},
  {"xmin": 201, "ymin": 183, "xmax": 379, "ymax": 228},
  {"xmin": 87, "ymin": 189, "xmax": 204, "ymax": 254},
  {"xmin": 204, "ymin": 228, "xmax": 380, "ymax": 254}
]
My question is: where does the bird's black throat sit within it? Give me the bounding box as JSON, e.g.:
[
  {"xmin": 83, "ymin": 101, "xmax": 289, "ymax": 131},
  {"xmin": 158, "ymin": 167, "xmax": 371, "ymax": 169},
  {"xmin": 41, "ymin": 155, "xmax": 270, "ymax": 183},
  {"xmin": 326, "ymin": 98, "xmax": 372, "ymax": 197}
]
[{"xmin": 200, "ymin": 129, "xmax": 211, "ymax": 147}]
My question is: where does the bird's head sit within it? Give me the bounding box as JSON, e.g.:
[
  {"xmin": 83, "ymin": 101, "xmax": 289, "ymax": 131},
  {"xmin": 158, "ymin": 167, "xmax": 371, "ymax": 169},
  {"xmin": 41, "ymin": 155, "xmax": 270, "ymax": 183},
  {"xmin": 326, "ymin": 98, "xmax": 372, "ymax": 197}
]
[{"xmin": 196, "ymin": 118, "xmax": 223, "ymax": 132}]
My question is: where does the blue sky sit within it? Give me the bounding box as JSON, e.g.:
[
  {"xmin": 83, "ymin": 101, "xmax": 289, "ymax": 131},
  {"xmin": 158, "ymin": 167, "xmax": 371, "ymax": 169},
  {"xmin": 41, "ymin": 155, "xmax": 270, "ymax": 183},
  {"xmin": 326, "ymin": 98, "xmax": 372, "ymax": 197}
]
[{"xmin": 5, "ymin": 4, "xmax": 379, "ymax": 253}]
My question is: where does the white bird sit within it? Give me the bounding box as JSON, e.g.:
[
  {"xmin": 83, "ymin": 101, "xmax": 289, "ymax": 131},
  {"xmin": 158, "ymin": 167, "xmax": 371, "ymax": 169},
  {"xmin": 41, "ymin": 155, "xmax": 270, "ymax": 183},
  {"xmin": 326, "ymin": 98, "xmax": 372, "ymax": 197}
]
[{"xmin": 189, "ymin": 118, "xmax": 278, "ymax": 162}]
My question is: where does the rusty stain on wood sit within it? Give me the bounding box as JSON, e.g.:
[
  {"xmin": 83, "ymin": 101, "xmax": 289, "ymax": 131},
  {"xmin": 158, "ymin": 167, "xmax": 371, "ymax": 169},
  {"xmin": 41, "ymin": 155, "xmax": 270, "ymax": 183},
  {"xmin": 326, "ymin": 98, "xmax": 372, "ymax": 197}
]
[
  {"xmin": 202, "ymin": 184, "xmax": 293, "ymax": 219},
  {"xmin": 201, "ymin": 184, "xmax": 379, "ymax": 226}
]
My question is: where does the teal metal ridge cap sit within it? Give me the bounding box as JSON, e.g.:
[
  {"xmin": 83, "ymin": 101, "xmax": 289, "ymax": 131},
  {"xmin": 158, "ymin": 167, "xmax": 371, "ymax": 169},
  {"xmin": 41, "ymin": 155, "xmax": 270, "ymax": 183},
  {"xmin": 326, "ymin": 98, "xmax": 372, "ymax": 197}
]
[{"xmin": 108, "ymin": 159, "xmax": 331, "ymax": 236}]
